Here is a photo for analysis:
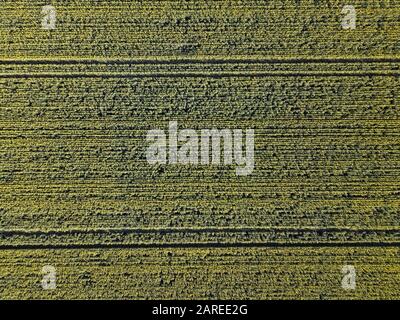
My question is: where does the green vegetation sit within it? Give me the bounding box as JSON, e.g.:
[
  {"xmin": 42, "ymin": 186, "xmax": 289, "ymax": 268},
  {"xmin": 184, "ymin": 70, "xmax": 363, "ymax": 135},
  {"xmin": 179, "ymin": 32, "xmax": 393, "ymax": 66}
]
[{"xmin": 0, "ymin": 0, "xmax": 399, "ymax": 299}]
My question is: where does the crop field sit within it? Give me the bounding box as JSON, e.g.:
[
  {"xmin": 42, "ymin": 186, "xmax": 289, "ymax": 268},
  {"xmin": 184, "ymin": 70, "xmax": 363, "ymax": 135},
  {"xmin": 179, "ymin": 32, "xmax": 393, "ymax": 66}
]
[{"xmin": 0, "ymin": 0, "xmax": 399, "ymax": 299}]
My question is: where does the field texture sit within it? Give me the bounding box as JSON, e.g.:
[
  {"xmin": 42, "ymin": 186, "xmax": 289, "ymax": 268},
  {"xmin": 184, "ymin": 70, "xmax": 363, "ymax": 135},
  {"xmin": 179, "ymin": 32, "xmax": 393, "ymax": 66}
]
[{"xmin": 0, "ymin": 0, "xmax": 399, "ymax": 299}]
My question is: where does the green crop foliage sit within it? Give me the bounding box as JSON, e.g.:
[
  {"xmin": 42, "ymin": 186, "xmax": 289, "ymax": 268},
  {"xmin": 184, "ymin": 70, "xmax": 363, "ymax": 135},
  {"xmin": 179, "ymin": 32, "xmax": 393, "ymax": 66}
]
[{"xmin": 0, "ymin": 0, "xmax": 399, "ymax": 299}]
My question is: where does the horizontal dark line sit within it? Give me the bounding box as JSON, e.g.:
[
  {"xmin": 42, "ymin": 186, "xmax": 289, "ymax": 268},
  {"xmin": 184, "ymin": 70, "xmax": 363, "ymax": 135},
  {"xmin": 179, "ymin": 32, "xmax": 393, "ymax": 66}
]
[
  {"xmin": 0, "ymin": 72, "xmax": 398, "ymax": 78},
  {"xmin": 1, "ymin": 57, "xmax": 400, "ymax": 65},
  {"xmin": 1, "ymin": 118, "xmax": 400, "ymax": 121},
  {"xmin": 1, "ymin": 227, "xmax": 398, "ymax": 236},
  {"xmin": 0, "ymin": 242, "xmax": 399, "ymax": 250}
]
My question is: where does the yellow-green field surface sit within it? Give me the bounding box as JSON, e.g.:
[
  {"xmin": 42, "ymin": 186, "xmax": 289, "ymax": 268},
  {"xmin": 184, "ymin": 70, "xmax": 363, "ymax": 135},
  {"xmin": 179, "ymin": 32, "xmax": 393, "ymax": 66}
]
[{"xmin": 0, "ymin": 0, "xmax": 399, "ymax": 299}]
